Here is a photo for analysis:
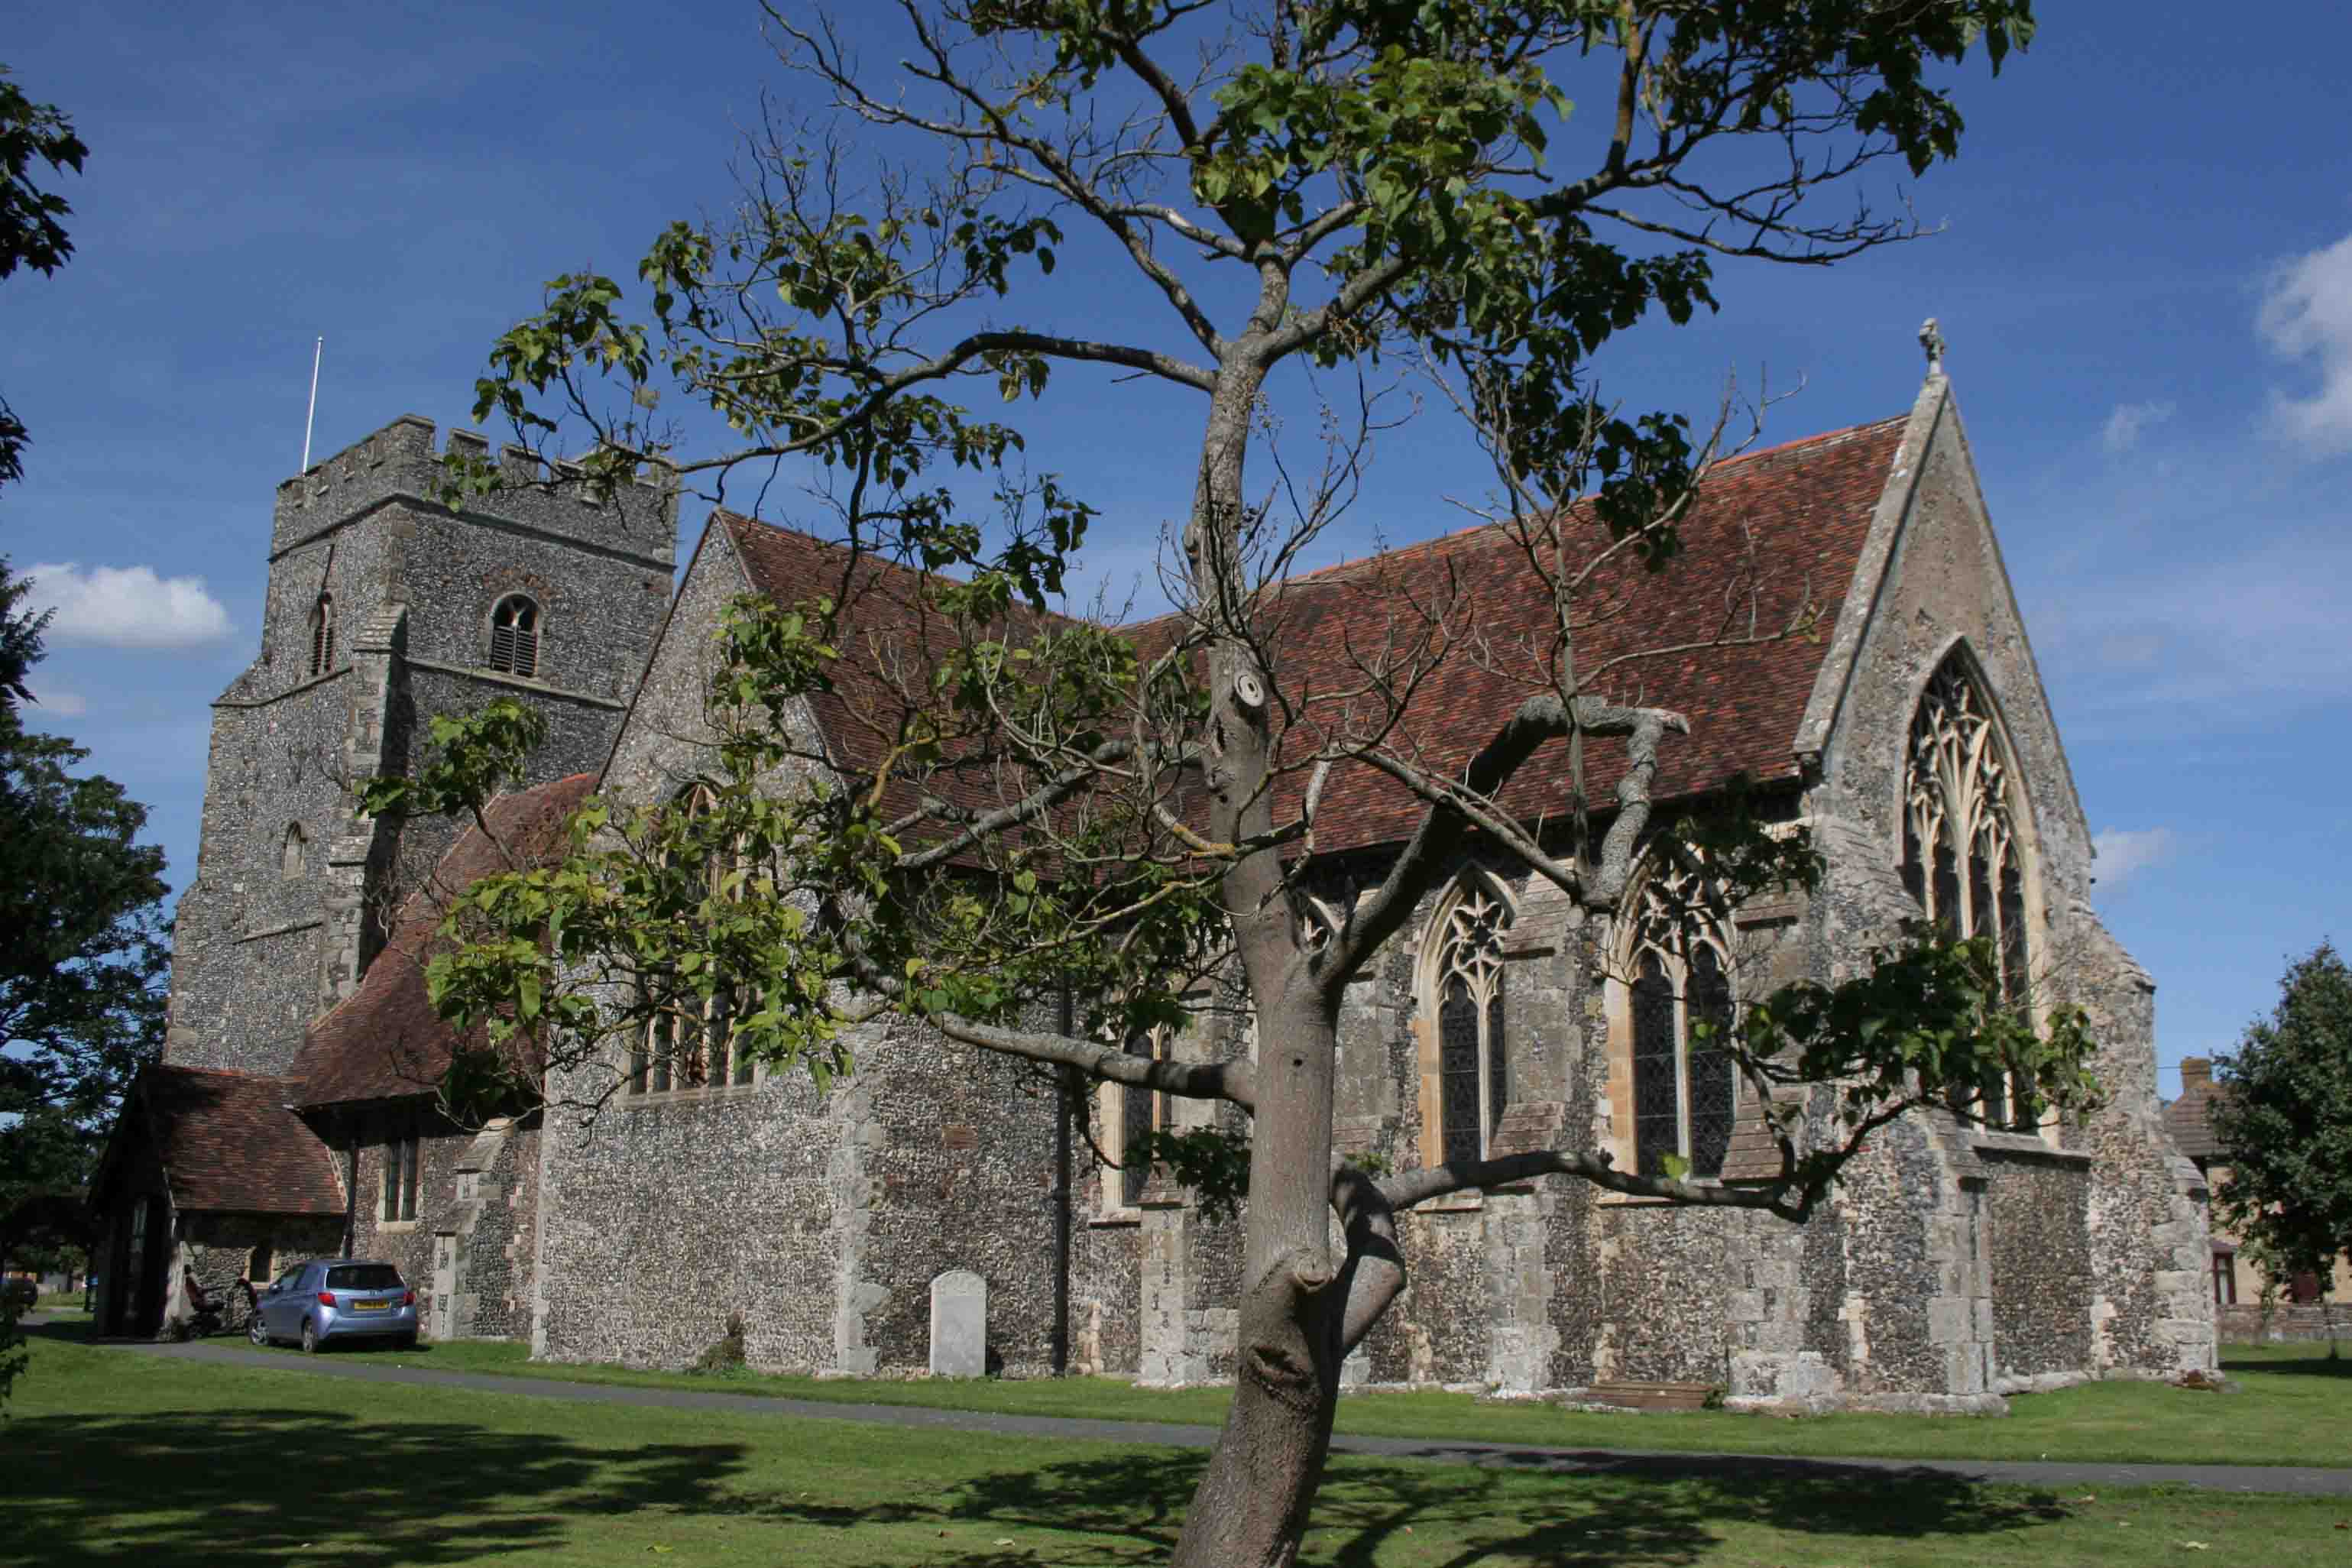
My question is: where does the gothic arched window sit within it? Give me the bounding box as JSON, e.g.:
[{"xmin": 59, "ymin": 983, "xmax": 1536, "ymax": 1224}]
[
  {"xmin": 628, "ymin": 786, "xmax": 753, "ymax": 1095},
  {"xmin": 1621, "ymin": 855, "xmax": 1739, "ymax": 1178},
  {"xmin": 488, "ymin": 594, "xmax": 541, "ymax": 678},
  {"xmin": 308, "ymin": 593, "xmax": 335, "ymax": 676},
  {"xmin": 281, "ymin": 823, "xmax": 307, "ymax": 880},
  {"xmin": 1425, "ymin": 879, "xmax": 1512, "ymax": 1167},
  {"xmin": 1901, "ymin": 652, "xmax": 2036, "ymax": 1128}
]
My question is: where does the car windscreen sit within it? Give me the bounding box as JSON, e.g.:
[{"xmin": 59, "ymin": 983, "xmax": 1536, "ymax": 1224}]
[{"xmin": 325, "ymin": 1265, "xmax": 403, "ymax": 1290}]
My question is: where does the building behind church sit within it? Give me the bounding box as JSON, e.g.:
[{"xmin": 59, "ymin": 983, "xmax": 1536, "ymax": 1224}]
[{"xmin": 93, "ymin": 365, "xmax": 2219, "ymax": 1408}]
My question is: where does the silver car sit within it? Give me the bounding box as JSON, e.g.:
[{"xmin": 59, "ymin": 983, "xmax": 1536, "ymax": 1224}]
[{"xmin": 249, "ymin": 1259, "xmax": 420, "ymax": 1353}]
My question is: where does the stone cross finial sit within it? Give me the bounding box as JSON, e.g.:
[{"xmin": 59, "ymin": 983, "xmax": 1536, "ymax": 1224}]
[{"xmin": 1919, "ymin": 317, "xmax": 1946, "ymax": 373}]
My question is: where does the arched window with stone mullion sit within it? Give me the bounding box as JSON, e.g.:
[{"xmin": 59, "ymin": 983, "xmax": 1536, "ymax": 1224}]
[
  {"xmin": 1900, "ymin": 653, "xmax": 2039, "ymax": 1130},
  {"xmin": 627, "ymin": 785, "xmax": 753, "ymax": 1096},
  {"xmin": 1622, "ymin": 853, "xmax": 1740, "ymax": 1179},
  {"xmin": 1428, "ymin": 882, "xmax": 1512, "ymax": 1168}
]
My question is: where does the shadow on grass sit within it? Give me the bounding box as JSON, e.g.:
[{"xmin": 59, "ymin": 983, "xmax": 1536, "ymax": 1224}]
[
  {"xmin": 3, "ymin": 1407, "xmax": 749, "ymax": 1566},
  {"xmin": 870, "ymin": 1447, "xmax": 2079, "ymax": 1567},
  {"xmin": 2221, "ymin": 1349, "xmax": 2351, "ymax": 1379}
]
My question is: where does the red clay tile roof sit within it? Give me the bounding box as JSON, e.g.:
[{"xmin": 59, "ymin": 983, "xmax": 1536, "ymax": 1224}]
[
  {"xmin": 723, "ymin": 416, "xmax": 1907, "ymax": 855},
  {"xmin": 2166, "ymin": 1062, "xmax": 2227, "ymax": 1161},
  {"xmin": 134, "ymin": 1064, "xmax": 344, "ymax": 1215},
  {"xmin": 292, "ymin": 773, "xmax": 596, "ymax": 1108}
]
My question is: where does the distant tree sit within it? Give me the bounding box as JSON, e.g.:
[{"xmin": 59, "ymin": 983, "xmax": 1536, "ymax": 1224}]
[
  {"xmin": 2212, "ymin": 942, "xmax": 2352, "ymax": 1328},
  {"xmin": 390, "ymin": 5, "xmax": 2082, "ymax": 1560}
]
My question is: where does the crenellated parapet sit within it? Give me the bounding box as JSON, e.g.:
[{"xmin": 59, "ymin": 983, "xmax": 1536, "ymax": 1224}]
[{"xmin": 271, "ymin": 414, "xmax": 678, "ymax": 568}]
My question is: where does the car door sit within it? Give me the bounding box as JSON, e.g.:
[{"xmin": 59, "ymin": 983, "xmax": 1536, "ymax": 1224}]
[{"xmin": 264, "ymin": 1265, "xmax": 305, "ymax": 1336}]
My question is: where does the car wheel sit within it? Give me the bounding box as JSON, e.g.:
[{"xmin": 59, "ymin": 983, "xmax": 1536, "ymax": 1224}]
[
  {"xmin": 300, "ymin": 1317, "xmax": 320, "ymax": 1354},
  {"xmin": 248, "ymin": 1310, "xmax": 267, "ymax": 1347}
]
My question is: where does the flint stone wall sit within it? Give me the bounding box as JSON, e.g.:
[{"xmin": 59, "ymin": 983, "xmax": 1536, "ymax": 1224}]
[{"xmin": 165, "ymin": 416, "xmax": 672, "ymax": 1084}]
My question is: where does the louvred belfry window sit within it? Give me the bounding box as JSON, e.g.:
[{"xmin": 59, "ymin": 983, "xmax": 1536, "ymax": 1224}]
[
  {"xmin": 1624, "ymin": 853, "xmax": 1739, "ymax": 1178},
  {"xmin": 1432, "ymin": 883, "xmax": 1511, "ymax": 1166},
  {"xmin": 309, "ymin": 593, "xmax": 335, "ymax": 675},
  {"xmin": 488, "ymin": 595, "xmax": 540, "ymax": 678},
  {"xmin": 1900, "ymin": 653, "xmax": 2038, "ymax": 1130}
]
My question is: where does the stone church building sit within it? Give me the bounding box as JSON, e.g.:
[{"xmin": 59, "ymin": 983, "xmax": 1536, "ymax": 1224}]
[{"xmin": 93, "ymin": 364, "xmax": 2219, "ymax": 1408}]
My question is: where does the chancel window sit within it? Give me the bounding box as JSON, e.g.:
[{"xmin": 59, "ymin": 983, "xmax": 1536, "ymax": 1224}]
[
  {"xmin": 282, "ymin": 823, "xmax": 307, "ymax": 879},
  {"xmin": 309, "ymin": 593, "xmax": 335, "ymax": 675},
  {"xmin": 1624, "ymin": 857, "xmax": 1738, "ymax": 1178},
  {"xmin": 1430, "ymin": 882, "xmax": 1511, "ymax": 1167},
  {"xmin": 628, "ymin": 786, "xmax": 753, "ymax": 1095},
  {"xmin": 1901, "ymin": 653, "xmax": 2037, "ymax": 1129},
  {"xmin": 488, "ymin": 594, "xmax": 541, "ymax": 678}
]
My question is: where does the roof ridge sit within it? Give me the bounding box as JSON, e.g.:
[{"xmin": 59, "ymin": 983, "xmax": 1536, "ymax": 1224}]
[{"xmin": 1265, "ymin": 413, "xmax": 1908, "ymax": 596}]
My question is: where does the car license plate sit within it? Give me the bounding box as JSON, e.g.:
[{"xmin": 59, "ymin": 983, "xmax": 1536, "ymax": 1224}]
[{"xmin": 352, "ymin": 1299, "xmax": 390, "ymax": 1313}]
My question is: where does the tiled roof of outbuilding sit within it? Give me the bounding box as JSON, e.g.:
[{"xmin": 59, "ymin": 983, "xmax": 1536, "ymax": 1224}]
[
  {"xmin": 292, "ymin": 773, "xmax": 597, "ymax": 1108},
  {"xmin": 722, "ymin": 415, "xmax": 1909, "ymax": 854},
  {"xmin": 133, "ymin": 1064, "xmax": 345, "ymax": 1215},
  {"xmin": 2166, "ymin": 1066, "xmax": 2228, "ymax": 1161}
]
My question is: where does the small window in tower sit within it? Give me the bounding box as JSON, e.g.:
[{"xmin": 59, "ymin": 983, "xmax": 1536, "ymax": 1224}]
[
  {"xmin": 488, "ymin": 595, "xmax": 540, "ymax": 678},
  {"xmin": 309, "ymin": 594, "xmax": 335, "ymax": 676},
  {"xmin": 282, "ymin": 823, "xmax": 306, "ymax": 879}
]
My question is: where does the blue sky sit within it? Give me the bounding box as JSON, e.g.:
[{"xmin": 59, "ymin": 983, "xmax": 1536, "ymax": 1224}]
[{"xmin": 5, "ymin": 2, "xmax": 2347, "ymax": 1095}]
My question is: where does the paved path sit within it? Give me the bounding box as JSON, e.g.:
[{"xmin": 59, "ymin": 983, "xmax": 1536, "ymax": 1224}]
[{"xmin": 113, "ymin": 1336, "xmax": 2351, "ymax": 1498}]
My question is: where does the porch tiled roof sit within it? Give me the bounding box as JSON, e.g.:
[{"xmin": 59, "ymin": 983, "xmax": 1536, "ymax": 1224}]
[{"xmin": 135, "ymin": 1064, "xmax": 343, "ymax": 1215}]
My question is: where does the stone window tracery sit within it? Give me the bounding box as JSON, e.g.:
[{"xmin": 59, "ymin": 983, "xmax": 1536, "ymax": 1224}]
[
  {"xmin": 281, "ymin": 823, "xmax": 306, "ymax": 880},
  {"xmin": 488, "ymin": 594, "xmax": 541, "ymax": 678},
  {"xmin": 628, "ymin": 786, "xmax": 754, "ymax": 1097},
  {"xmin": 1621, "ymin": 855, "xmax": 1739, "ymax": 1178},
  {"xmin": 1424, "ymin": 879, "xmax": 1513, "ymax": 1167},
  {"xmin": 1900, "ymin": 653, "xmax": 2038, "ymax": 1129}
]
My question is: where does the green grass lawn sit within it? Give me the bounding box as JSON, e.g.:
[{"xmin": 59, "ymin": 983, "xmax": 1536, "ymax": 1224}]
[
  {"xmin": 34, "ymin": 1290, "xmax": 89, "ymax": 1312},
  {"xmin": 6, "ymin": 1327, "xmax": 2345, "ymax": 1568},
  {"xmin": 331, "ymin": 1335, "xmax": 2352, "ymax": 1470}
]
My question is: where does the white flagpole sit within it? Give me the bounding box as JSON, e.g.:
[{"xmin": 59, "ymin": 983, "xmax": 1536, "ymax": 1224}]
[{"xmin": 301, "ymin": 336, "xmax": 323, "ymax": 471}]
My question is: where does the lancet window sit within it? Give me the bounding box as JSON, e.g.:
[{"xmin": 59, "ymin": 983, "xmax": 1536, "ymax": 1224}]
[
  {"xmin": 1622, "ymin": 855, "xmax": 1739, "ymax": 1178},
  {"xmin": 1900, "ymin": 653, "xmax": 2037, "ymax": 1129},
  {"xmin": 1427, "ymin": 880, "xmax": 1512, "ymax": 1167}
]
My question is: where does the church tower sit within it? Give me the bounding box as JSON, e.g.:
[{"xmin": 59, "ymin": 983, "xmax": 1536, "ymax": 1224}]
[{"xmin": 162, "ymin": 416, "xmax": 675, "ymax": 1075}]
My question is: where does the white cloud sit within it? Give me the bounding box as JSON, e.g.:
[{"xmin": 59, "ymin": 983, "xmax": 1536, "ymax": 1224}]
[
  {"xmin": 2092, "ymin": 828, "xmax": 2175, "ymax": 889},
  {"xmin": 21, "ymin": 562, "xmax": 232, "ymax": 650},
  {"xmin": 2258, "ymin": 229, "xmax": 2352, "ymax": 456},
  {"xmin": 2101, "ymin": 400, "xmax": 2175, "ymax": 454},
  {"xmin": 22, "ymin": 682, "xmax": 86, "ymax": 716}
]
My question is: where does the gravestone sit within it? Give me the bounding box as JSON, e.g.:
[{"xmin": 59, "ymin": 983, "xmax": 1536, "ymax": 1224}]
[{"xmin": 928, "ymin": 1268, "xmax": 987, "ymax": 1376}]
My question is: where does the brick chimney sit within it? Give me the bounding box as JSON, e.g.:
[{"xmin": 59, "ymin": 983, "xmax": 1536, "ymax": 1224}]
[{"xmin": 2179, "ymin": 1057, "xmax": 2212, "ymax": 1087}]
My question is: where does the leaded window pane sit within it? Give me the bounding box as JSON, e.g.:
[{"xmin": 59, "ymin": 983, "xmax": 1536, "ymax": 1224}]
[
  {"xmin": 1122, "ymin": 1031, "xmax": 1155, "ymax": 1206},
  {"xmin": 1686, "ymin": 945, "xmax": 1736, "ymax": 1178},
  {"xmin": 1998, "ymin": 863, "xmax": 2026, "ymax": 1008},
  {"xmin": 1631, "ymin": 954, "xmax": 1680, "ymax": 1177},
  {"xmin": 1440, "ymin": 976, "xmax": 1484, "ymax": 1167},
  {"xmin": 1485, "ymin": 989, "xmax": 1508, "ymax": 1145},
  {"xmin": 1932, "ymin": 841, "xmax": 1962, "ymax": 941}
]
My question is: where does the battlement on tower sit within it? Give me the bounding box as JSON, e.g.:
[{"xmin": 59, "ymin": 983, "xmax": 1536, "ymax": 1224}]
[{"xmin": 271, "ymin": 414, "xmax": 678, "ymax": 567}]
